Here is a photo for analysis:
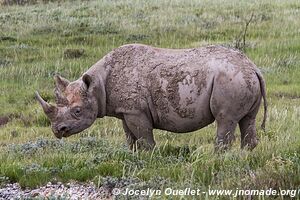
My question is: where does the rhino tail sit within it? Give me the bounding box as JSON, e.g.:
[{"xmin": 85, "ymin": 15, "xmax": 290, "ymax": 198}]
[{"xmin": 255, "ymin": 69, "xmax": 268, "ymax": 131}]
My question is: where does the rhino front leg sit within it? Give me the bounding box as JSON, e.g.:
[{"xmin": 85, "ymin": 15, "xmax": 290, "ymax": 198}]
[
  {"xmin": 122, "ymin": 120, "xmax": 137, "ymax": 150},
  {"xmin": 122, "ymin": 112, "xmax": 156, "ymax": 150}
]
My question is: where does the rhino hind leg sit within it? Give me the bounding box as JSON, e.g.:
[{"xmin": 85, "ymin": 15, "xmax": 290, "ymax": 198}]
[
  {"xmin": 239, "ymin": 116, "xmax": 258, "ymax": 150},
  {"xmin": 123, "ymin": 112, "xmax": 156, "ymax": 150},
  {"xmin": 215, "ymin": 117, "xmax": 238, "ymax": 151},
  {"xmin": 239, "ymin": 98, "xmax": 261, "ymax": 150}
]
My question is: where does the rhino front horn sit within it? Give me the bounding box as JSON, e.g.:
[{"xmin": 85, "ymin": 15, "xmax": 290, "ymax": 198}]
[{"xmin": 35, "ymin": 91, "xmax": 57, "ymax": 120}]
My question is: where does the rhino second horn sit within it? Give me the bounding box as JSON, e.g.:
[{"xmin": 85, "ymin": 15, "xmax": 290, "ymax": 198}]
[
  {"xmin": 55, "ymin": 75, "xmax": 70, "ymax": 92},
  {"xmin": 54, "ymin": 89, "xmax": 69, "ymax": 106},
  {"xmin": 35, "ymin": 91, "xmax": 57, "ymax": 120}
]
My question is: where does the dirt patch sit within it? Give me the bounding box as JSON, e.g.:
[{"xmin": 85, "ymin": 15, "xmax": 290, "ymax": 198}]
[
  {"xmin": 64, "ymin": 48, "xmax": 85, "ymax": 59},
  {"xmin": 0, "ymin": 116, "xmax": 10, "ymax": 126},
  {"xmin": 0, "ymin": 36, "xmax": 17, "ymax": 42},
  {"xmin": 0, "ymin": 113, "xmax": 20, "ymax": 126}
]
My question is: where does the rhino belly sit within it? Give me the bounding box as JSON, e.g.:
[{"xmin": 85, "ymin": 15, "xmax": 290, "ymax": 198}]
[
  {"xmin": 152, "ymin": 88, "xmax": 215, "ymax": 133},
  {"xmin": 156, "ymin": 108, "xmax": 215, "ymax": 133}
]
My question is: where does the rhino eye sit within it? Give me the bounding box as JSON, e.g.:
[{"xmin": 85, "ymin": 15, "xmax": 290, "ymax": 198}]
[{"xmin": 72, "ymin": 107, "xmax": 82, "ymax": 117}]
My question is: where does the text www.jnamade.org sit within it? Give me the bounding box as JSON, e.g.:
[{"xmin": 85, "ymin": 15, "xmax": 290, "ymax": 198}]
[{"xmin": 112, "ymin": 187, "xmax": 299, "ymax": 198}]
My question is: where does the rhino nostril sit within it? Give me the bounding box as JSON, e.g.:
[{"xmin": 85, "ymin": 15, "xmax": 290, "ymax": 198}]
[{"xmin": 58, "ymin": 125, "xmax": 68, "ymax": 132}]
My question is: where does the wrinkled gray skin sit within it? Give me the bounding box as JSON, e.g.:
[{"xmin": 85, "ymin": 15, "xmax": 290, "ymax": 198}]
[{"xmin": 36, "ymin": 44, "xmax": 267, "ymax": 150}]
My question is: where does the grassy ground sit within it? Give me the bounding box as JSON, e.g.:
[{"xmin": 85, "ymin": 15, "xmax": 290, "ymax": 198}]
[{"xmin": 0, "ymin": 0, "xmax": 300, "ymax": 199}]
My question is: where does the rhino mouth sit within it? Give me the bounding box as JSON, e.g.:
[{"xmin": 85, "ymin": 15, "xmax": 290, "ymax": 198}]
[
  {"xmin": 52, "ymin": 120, "xmax": 93, "ymax": 139},
  {"xmin": 53, "ymin": 130, "xmax": 76, "ymax": 139},
  {"xmin": 62, "ymin": 132, "xmax": 73, "ymax": 138},
  {"xmin": 55, "ymin": 134, "xmax": 63, "ymax": 139},
  {"xmin": 53, "ymin": 125, "xmax": 85, "ymax": 138}
]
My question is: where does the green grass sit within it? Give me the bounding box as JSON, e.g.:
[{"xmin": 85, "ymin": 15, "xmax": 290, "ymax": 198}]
[{"xmin": 0, "ymin": 0, "xmax": 300, "ymax": 199}]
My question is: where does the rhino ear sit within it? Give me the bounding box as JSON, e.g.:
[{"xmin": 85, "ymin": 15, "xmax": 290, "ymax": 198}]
[
  {"xmin": 82, "ymin": 74, "xmax": 92, "ymax": 91},
  {"xmin": 55, "ymin": 75, "xmax": 70, "ymax": 92},
  {"xmin": 82, "ymin": 73, "xmax": 106, "ymax": 117}
]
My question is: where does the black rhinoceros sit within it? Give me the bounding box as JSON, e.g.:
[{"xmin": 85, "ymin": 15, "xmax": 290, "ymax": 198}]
[{"xmin": 36, "ymin": 44, "xmax": 267, "ymax": 150}]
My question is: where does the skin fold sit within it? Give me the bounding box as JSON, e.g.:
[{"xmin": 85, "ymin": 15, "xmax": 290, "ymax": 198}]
[{"xmin": 36, "ymin": 44, "xmax": 267, "ymax": 151}]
